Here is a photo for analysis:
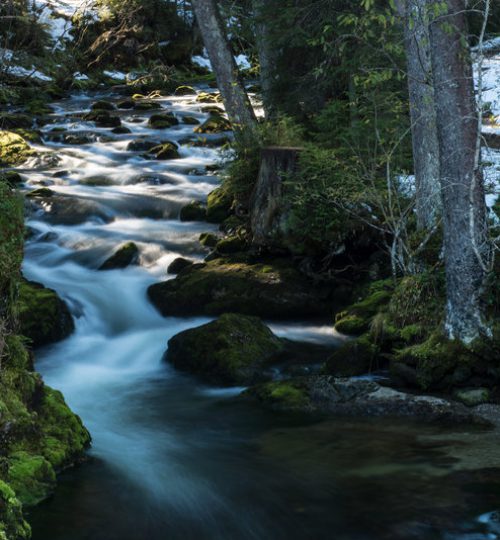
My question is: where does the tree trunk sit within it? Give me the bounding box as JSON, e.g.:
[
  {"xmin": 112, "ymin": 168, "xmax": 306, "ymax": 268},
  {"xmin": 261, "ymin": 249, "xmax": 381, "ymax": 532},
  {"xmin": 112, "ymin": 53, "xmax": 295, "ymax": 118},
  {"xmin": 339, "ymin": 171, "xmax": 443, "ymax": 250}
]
[
  {"xmin": 396, "ymin": 0, "xmax": 440, "ymax": 229},
  {"xmin": 191, "ymin": 0, "xmax": 258, "ymax": 145},
  {"xmin": 250, "ymin": 147, "xmax": 301, "ymax": 245},
  {"xmin": 429, "ymin": 0, "xmax": 491, "ymax": 343},
  {"xmin": 252, "ymin": 0, "xmax": 278, "ymax": 118}
]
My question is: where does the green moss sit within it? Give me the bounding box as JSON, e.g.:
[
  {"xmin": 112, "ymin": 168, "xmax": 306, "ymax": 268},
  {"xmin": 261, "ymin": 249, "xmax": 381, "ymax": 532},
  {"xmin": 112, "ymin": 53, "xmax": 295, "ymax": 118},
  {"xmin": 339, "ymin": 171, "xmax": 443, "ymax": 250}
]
[
  {"xmin": 334, "ymin": 315, "xmax": 367, "ymax": 336},
  {"xmin": 0, "ymin": 481, "xmax": 30, "ymax": 540},
  {"xmin": 99, "ymin": 242, "xmax": 139, "ymax": 270},
  {"xmin": 148, "ymin": 113, "xmax": 179, "ymax": 129},
  {"xmin": 324, "ymin": 335, "xmax": 378, "ymax": 377},
  {"xmin": 250, "ymin": 380, "xmax": 310, "ymax": 411},
  {"xmin": 26, "ymin": 187, "xmax": 54, "ymax": 198},
  {"xmin": 166, "ymin": 313, "xmax": 285, "ymax": 385},
  {"xmin": 17, "ymin": 280, "xmax": 75, "ymax": 347},
  {"xmin": 199, "ymin": 232, "xmax": 218, "ymax": 248},
  {"xmin": 174, "ymin": 85, "xmax": 196, "ymax": 96},
  {"xmin": 179, "ymin": 201, "xmax": 206, "ymax": 222},
  {"xmin": 215, "ymin": 236, "xmax": 247, "ymax": 254},
  {"xmin": 206, "ymin": 186, "xmax": 233, "ymax": 224},
  {"xmin": 195, "ymin": 92, "xmax": 222, "ymax": 104},
  {"xmin": 194, "ymin": 114, "xmax": 231, "ymax": 134},
  {"xmin": 148, "ymin": 142, "xmax": 180, "ymax": 160},
  {"xmin": 0, "ymin": 132, "xmax": 33, "ymax": 166},
  {"xmin": 7, "ymin": 452, "xmax": 56, "ymax": 507}
]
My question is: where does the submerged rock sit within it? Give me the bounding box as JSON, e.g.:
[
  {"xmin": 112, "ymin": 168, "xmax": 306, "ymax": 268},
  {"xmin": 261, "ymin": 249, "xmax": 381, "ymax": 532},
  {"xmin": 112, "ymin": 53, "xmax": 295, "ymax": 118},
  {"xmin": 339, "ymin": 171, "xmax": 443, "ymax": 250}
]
[
  {"xmin": 18, "ymin": 280, "xmax": 75, "ymax": 347},
  {"xmin": 147, "ymin": 258, "xmax": 334, "ymax": 319},
  {"xmin": 249, "ymin": 376, "xmax": 491, "ymax": 424},
  {"xmin": 99, "ymin": 242, "xmax": 139, "ymax": 270},
  {"xmin": 165, "ymin": 313, "xmax": 284, "ymax": 385}
]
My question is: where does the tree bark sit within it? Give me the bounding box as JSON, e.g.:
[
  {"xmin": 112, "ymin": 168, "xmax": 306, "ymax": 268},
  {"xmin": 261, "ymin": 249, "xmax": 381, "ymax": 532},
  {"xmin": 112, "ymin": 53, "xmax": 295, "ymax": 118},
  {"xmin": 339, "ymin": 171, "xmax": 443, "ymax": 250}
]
[
  {"xmin": 191, "ymin": 0, "xmax": 258, "ymax": 145},
  {"xmin": 252, "ymin": 0, "xmax": 278, "ymax": 118},
  {"xmin": 428, "ymin": 0, "xmax": 490, "ymax": 343},
  {"xmin": 396, "ymin": 0, "xmax": 441, "ymax": 229}
]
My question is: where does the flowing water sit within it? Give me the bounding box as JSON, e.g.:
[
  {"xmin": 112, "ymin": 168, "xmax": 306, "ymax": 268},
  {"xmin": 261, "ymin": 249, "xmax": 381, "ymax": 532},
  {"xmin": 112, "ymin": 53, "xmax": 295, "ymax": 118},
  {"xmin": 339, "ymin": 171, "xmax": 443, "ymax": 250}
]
[{"xmin": 15, "ymin": 88, "xmax": 500, "ymax": 539}]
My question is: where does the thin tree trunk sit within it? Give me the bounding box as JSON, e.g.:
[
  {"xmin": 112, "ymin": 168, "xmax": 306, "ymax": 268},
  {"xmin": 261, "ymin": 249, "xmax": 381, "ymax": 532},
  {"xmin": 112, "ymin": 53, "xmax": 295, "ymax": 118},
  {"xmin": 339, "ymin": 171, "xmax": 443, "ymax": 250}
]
[
  {"xmin": 191, "ymin": 0, "xmax": 258, "ymax": 145},
  {"xmin": 428, "ymin": 0, "xmax": 490, "ymax": 343},
  {"xmin": 396, "ymin": 0, "xmax": 440, "ymax": 229},
  {"xmin": 252, "ymin": 0, "xmax": 277, "ymax": 118}
]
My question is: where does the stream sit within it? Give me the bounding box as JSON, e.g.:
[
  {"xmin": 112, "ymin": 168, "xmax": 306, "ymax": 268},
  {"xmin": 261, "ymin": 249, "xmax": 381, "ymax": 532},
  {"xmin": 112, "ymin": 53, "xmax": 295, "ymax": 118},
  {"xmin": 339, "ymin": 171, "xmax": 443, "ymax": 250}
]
[{"xmin": 15, "ymin": 87, "xmax": 500, "ymax": 540}]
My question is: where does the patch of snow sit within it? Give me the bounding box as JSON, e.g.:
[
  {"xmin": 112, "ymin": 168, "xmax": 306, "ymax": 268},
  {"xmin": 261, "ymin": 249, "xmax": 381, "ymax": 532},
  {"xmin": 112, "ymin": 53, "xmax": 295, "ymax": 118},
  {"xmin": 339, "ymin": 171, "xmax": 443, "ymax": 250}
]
[
  {"xmin": 192, "ymin": 51, "xmax": 251, "ymax": 72},
  {"xmin": 74, "ymin": 72, "xmax": 89, "ymax": 81},
  {"xmin": 192, "ymin": 54, "xmax": 213, "ymax": 72},
  {"xmin": 235, "ymin": 54, "xmax": 251, "ymax": 70},
  {"xmin": 103, "ymin": 70, "xmax": 127, "ymax": 81}
]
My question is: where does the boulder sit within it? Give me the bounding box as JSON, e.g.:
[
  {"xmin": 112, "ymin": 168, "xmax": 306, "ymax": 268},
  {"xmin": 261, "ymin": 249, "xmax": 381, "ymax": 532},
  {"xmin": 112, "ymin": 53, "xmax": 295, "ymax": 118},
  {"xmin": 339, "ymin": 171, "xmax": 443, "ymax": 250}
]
[
  {"xmin": 174, "ymin": 85, "xmax": 197, "ymax": 96},
  {"xmin": 165, "ymin": 313, "xmax": 284, "ymax": 385},
  {"xmin": 134, "ymin": 101, "xmax": 163, "ymax": 111},
  {"xmin": 148, "ymin": 142, "xmax": 180, "ymax": 160},
  {"xmin": 323, "ymin": 336, "xmax": 378, "ymax": 377},
  {"xmin": 83, "ymin": 111, "xmax": 121, "ymax": 128},
  {"xmin": 181, "ymin": 115, "xmax": 200, "ymax": 125},
  {"xmin": 194, "ymin": 114, "xmax": 231, "ymax": 134},
  {"xmin": 27, "ymin": 195, "xmax": 113, "ymax": 225},
  {"xmin": 167, "ymin": 257, "xmax": 194, "ymax": 275},
  {"xmin": 196, "ymin": 92, "xmax": 222, "ymax": 104},
  {"xmin": 111, "ymin": 126, "xmax": 132, "ymax": 134},
  {"xmin": 179, "ymin": 201, "xmax": 207, "ymax": 222},
  {"xmin": 199, "ymin": 232, "xmax": 218, "ymax": 248},
  {"xmin": 99, "ymin": 242, "xmax": 139, "ymax": 270},
  {"xmin": 117, "ymin": 99, "xmax": 135, "ymax": 110},
  {"xmin": 0, "ymin": 131, "xmax": 33, "ymax": 166},
  {"xmin": 18, "ymin": 280, "xmax": 75, "ymax": 347},
  {"xmin": 148, "ymin": 113, "xmax": 179, "ymax": 129},
  {"xmin": 207, "ymin": 186, "xmax": 233, "ymax": 223},
  {"xmin": 147, "ymin": 258, "xmax": 334, "ymax": 319},
  {"xmin": 90, "ymin": 100, "xmax": 115, "ymax": 111}
]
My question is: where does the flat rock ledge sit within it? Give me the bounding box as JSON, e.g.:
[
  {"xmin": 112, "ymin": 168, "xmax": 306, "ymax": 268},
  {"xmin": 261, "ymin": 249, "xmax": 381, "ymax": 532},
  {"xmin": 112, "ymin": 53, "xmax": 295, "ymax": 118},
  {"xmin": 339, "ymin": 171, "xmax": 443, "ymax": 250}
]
[{"xmin": 250, "ymin": 377, "xmax": 498, "ymax": 425}]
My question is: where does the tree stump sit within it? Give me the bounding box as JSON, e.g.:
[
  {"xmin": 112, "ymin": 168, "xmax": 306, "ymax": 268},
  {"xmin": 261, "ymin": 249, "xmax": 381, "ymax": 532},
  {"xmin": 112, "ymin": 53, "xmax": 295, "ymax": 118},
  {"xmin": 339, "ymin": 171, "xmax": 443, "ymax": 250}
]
[{"xmin": 250, "ymin": 146, "xmax": 302, "ymax": 246}]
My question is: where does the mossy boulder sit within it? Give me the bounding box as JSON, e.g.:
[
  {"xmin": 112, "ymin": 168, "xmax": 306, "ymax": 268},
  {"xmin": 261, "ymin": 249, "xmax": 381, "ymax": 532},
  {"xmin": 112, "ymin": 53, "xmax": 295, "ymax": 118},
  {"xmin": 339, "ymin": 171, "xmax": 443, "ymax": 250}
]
[
  {"xmin": 147, "ymin": 258, "xmax": 334, "ymax": 319},
  {"xmin": 128, "ymin": 139, "xmax": 160, "ymax": 152},
  {"xmin": 117, "ymin": 99, "xmax": 135, "ymax": 109},
  {"xmin": 112, "ymin": 126, "xmax": 132, "ymax": 134},
  {"xmin": 196, "ymin": 92, "xmax": 222, "ymax": 104},
  {"xmin": 0, "ymin": 131, "xmax": 33, "ymax": 166},
  {"xmin": 323, "ymin": 336, "xmax": 378, "ymax": 377},
  {"xmin": 18, "ymin": 280, "xmax": 75, "ymax": 348},
  {"xmin": 194, "ymin": 114, "xmax": 231, "ymax": 134},
  {"xmin": 175, "ymin": 85, "xmax": 197, "ymax": 96},
  {"xmin": 207, "ymin": 186, "xmax": 233, "ymax": 223},
  {"xmin": 199, "ymin": 232, "xmax": 218, "ymax": 248},
  {"xmin": 26, "ymin": 187, "xmax": 54, "ymax": 198},
  {"xmin": 99, "ymin": 242, "xmax": 139, "ymax": 270},
  {"xmin": 181, "ymin": 115, "xmax": 200, "ymax": 125},
  {"xmin": 90, "ymin": 100, "xmax": 115, "ymax": 111},
  {"xmin": 148, "ymin": 142, "xmax": 180, "ymax": 160},
  {"xmin": 134, "ymin": 101, "xmax": 163, "ymax": 111},
  {"xmin": 165, "ymin": 314, "xmax": 284, "ymax": 385},
  {"xmin": 7, "ymin": 452, "xmax": 56, "ymax": 507},
  {"xmin": 148, "ymin": 113, "xmax": 179, "ymax": 129},
  {"xmin": 0, "ymin": 481, "xmax": 31, "ymax": 540},
  {"xmin": 215, "ymin": 236, "xmax": 248, "ymax": 254},
  {"xmin": 167, "ymin": 257, "xmax": 194, "ymax": 275},
  {"xmin": 83, "ymin": 111, "xmax": 121, "ymax": 128},
  {"xmin": 179, "ymin": 201, "xmax": 206, "ymax": 222},
  {"xmin": 454, "ymin": 388, "xmax": 490, "ymax": 407}
]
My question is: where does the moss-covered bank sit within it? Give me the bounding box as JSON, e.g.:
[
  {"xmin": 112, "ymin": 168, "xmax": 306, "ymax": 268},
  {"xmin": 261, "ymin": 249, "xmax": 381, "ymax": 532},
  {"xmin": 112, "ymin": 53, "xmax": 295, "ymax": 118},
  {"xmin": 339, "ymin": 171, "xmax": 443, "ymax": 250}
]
[{"xmin": 0, "ymin": 180, "xmax": 91, "ymax": 539}]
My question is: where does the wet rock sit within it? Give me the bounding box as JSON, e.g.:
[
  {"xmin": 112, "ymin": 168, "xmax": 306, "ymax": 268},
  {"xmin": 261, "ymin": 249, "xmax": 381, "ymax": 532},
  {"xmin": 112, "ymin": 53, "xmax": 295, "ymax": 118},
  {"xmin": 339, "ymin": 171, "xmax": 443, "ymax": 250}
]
[
  {"xmin": 90, "ymin": 100, "xmax": 115, "ymax": 111},
  {"xmin": 179, "ymin": 201, "xmax": 207, "ymax": 222},
  {"xmin": 181, "ymin": 115, "xmax": 200, "ymax": 125},
  {"xmin": 18, "ymin": 279, "xmax": 75, "ymax": 347},
  {"xmin": 215, "ymin": 236, "xmax": 248, "ymax": 254},
  {"xmin": 191, "ymin": 136, "xmax": 231, "ymax": 148},
  {"xmin": 194, "ymin": 114, "xmax": 231, "ymax": 134},
  {"xmin": 148, "ymin": 113, "xmax": 179, "ymax": 129},
  {"xmin": 147, "ymin": 258, "xmax": 334, "ymax": 319},
  {"xmin": 167, "ymin": 257, "xmax": 194, "ymax": 275},
  {"xmin": 199, "ymin": 232, "xmax": 218, "ymax": 248},
  {"xmin": 249, "ymin": 376, "xmax": 491, "ymax": 423},
  {"xmin": 174, "ymin": 85, "xmax": 197, "ymax": 96},
  {"xmin": 0, "ymin": 171, "xmax": 23, "ymax": 187},
  {"xmin": 207, "ymin": 186, "xmax": 233, "ymax": 223},
  {"xmin": 99, "ymin": 242, "xmax": 139, "ymax": 270},
  {"xmin": 134, "ymin": 101, "xmax": 163, "ymax": 111},
  {"xmin": 26, "ymin": 187, "xmax": 55, "ymax": 198},
  {"xmin": 27, "ymin": 194, "xmax": 113, "ymax": 225},
  {"xmin": 196, "ymin": 92, "xmax": 222, "ymax": 104},
  {"xmin": 165, "ymin": 313, "xmax": 284, "ymax": 385},
  {"xmin": 117, "ymin": 99, "xmax": 135, "ymax": 109},
  {"xmin": 112, "ymin": 126, "xmax": 132, "ymax": 134},
  {"xmin": 201, "ymin": 106, "xmax": 225, "ymax": 114},
  {"xmin": 127, "ymin": 139, "xmax": 161, "ymax": 152},
  {"xmin": 148, "ymin": 142, "xmax": 180, "ymax": 160},
  {"xmin": 0, "ymin": 131, "xmax": 33, "ymax": 166},
  {"xmin": 83, "ymin": 111, "xmax": 121, "ymax": 128}
]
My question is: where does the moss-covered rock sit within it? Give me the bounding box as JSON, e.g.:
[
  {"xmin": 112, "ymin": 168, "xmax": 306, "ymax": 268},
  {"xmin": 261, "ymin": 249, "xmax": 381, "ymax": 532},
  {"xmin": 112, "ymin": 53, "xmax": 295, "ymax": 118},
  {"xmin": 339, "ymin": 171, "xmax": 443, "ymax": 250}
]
[
  {"xmin": 0, "ymin": 481, "xmax": 31, "ymax": 540},
  {"xmin": 26, "ymin": 187, "xmax": 54, "ymax": 198},
  {"xmin": 215, "ymin": 236, "xmax": 248, "ymax": 255},
  {"xmin": 167, "ymin": 257, "xmax": 194, "ymax": 275},
  {"xmin": 174, "ymin": 85, "xmax": 197, "ymax": 96},
  {"xmin": 99, "ymin": 242, "xmax": 139, "ymax": 270},
  {"xmin": 90, "ymin": 100, "xmax": 115, "ymax": 111},
  {"xmin": 165, "ymin": 314, "xmax": 284, "ymax": 385},
  {"xmin": 207, "ymin": 186, "xmax": 233, "ymax": 224},
  {"xmin": 117, "ymin": 99, "xmax": 135, "ymax": 110},
  {"xmin": 147, "ymin": 258, "xmax": 334, "ymax": 319},
  {"xmin": 181, "ymin": 115, "xmax": 200, "ymax": 125},
  {"xmin": 194, "ymin": 114, "xmax": 231, "ymax": 134},
  {"xmin": 0, "ymin": 131, "xmax": 33, "ymax": 166},
  {"xmin": 323, "ymin": 335, "xmax": 378, "ymax": 377},
  {"xmin": 199, "ymin": 232, "xmax": 218, "ymax": 248},
  {"xmin": 83, "ymin": 111, "xmax": 121, "ymax": 128},
  {"xmin": 134, "ymin": 101, "xmax": 163, "ymax": 111},
  {"xmin": 18, "ymin": 280, "xmax": 75, "ymax": 348},
  {"xmin": 179, "ymin": 201, "xmax": 206, "ymax": 222},
  {"xmin": 454, "ymin": 388, "xmax": 490, "ymax": 407},
  {"xmin": 249, "ymin": 380, "xmax": 311, "ymax": 411},
  {"xmin": 148, "ymin": 142, "xmax": 180, "ymax": 160},
  {"xmin": 112, "ymin": 126, "xmax": 132, "ymax": 134},
  {"xmin": 148, "ymin": 113, "xmax": 179, "ymax": 129},
  {"xmin": 7, "ymin": 452, "xmax": 56, "ymax": 507},
  {"xmin": 196, "ymin": 92, "xmax": 222, "ymax": 104}
]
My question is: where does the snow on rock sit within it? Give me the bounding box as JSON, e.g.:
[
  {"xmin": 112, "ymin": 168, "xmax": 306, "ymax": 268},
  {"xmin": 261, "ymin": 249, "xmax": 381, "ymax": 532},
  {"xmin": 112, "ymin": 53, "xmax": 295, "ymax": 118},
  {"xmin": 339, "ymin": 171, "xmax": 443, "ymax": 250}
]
[
  {"xmin": 0, "ymin": 48, "xmax": 53, "ymax": 81},
  {"xmin": 192, "ymin": 51, "xmax": 252, "ymax": 72},
  {"xmin": 103, "ymin": 70, "xmax": 127, "ymax": 81}
]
